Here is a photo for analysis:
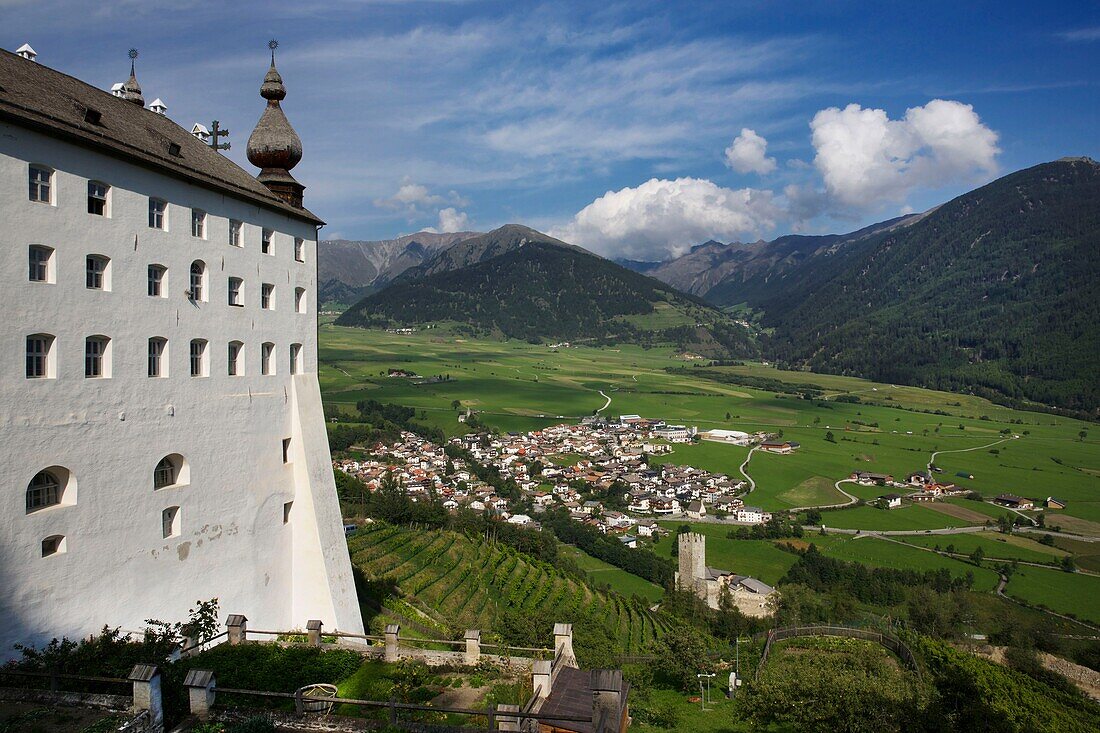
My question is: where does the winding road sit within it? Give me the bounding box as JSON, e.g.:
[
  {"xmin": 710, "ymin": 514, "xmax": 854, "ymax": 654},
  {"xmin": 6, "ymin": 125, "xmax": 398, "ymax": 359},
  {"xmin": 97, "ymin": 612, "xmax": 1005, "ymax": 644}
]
[
  {"xmin": 928, "ymin": 435, "xmax": 1018, "ymax": 472},
  {"xmin": 595, "ymin": 390, "xmax": 612, "ymax": 414}
]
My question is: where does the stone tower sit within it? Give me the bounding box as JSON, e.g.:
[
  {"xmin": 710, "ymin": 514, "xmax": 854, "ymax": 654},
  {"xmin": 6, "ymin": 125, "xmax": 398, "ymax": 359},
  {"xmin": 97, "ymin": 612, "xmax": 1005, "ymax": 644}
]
[{"xmin": 677, "ymin": 532, "xmax": 706, "ymax": 594}]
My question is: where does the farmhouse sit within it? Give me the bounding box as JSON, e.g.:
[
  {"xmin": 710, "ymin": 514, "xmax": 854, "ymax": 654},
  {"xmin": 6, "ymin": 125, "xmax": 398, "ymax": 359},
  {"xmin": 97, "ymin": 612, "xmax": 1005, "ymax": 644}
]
[
  {"xmin": 995, "ymin": 494, "xmax": 1035, "ymax": 510},
  {"xmin": 852, "ymin": 471, "xmax": 895, "ymax": 485},
  {"xmin": 879, "ymin": 493, "xmax": 903, "ymax": 509},
  {"xmin": 701, "ymin": 429, "xmax": 751, "ymax": 445},
  {"xmin": 759, "ymin": 441, "xmax": 799, "ymax": 454},
  {"xmin": 735, "ymin": 506, "xmax": 770, "ymax": 524},
  {"xmin": 1046, "ymin": 497, "xmax": 1067, "ymax": 510},
  {"xmin": 686, "ymin": 500, "xmax": 707, "ymax": 519}
]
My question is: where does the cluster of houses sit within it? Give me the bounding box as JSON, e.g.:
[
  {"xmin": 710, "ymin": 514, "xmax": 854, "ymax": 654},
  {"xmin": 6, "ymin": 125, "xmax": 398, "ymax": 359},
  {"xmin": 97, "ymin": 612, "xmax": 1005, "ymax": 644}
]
[
  {"xmin": 864, "ymin": 470, "xmax": 1062, "ymax": 514},
  {"xmin": 335, "ymin": 417, "xmax": 780, "ymax": 544}
]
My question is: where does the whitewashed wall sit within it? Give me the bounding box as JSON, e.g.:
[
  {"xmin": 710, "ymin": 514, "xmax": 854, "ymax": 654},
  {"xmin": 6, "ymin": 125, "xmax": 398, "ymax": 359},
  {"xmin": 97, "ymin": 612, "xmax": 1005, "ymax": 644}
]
[{"xmin": 0, "ymin": 122, "xmax": 363, "ymax": 657}]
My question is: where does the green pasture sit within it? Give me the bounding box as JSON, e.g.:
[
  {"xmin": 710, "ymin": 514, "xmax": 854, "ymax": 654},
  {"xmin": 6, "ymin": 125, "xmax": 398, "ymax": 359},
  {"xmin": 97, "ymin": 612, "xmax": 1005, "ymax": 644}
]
[
  {"xmin": 560, "ymin": 545, "xmax": 664, "ymax": 603},
  {"xmin": 812, "ymin": 536, "xmax": 1000, "ymax": 591},
  {"xmin": 819, "ymin": 504, "xmax": 983, "ymax": 531},
  {"xmin": 1003, "ymin": 565, "xmax": 1100, "ymax": 624},
  {"xmin": 896, "ymin": 532, "xmax": 1068, "ymax": 565}
]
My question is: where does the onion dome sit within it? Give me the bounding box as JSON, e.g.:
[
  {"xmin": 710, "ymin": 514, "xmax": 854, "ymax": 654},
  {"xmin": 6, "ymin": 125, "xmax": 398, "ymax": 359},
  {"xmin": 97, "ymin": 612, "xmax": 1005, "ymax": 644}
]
[
  {"xmin": 247, "ymin": 41, "xmax": 305, "ymax": 207},
  {"xmin": 121, "ymin": 49, "xmax": 144, "ymax": 106}
]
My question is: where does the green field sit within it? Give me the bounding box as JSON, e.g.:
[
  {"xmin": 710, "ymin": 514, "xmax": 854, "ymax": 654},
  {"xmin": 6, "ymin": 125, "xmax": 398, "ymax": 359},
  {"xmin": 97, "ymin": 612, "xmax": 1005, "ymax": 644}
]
[
  {"xmin": 560, "ymin": 545, "xmax": 664, "ymax": 603},
  {"xmin": 348, "ymin": 523, "xmax": 670, "ymax": 651},
  {"xmin": 321, "ymin": 326, "xmax": 1100, "ymax": 624},
  {"xmin": 1004, "ymin": 565, "xmax": 1100, "ymax": 623},
  {"xmin": 898, "ymin": 532, "xmax": 1068, "ymax": 565},
  {"xmin": 814, "ymin": 536, "xmax": 1001, "ymax": 591},
  {"xmin": 819, "ymin": 504, "xmax": 983, "ymax": 531}
]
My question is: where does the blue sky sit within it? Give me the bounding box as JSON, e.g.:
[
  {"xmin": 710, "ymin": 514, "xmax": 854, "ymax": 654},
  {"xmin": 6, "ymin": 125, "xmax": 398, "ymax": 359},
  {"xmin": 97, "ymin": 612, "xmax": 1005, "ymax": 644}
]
[{"xmin": 4, "ymin": 0, "xmax": 1097, "ymax": 259}]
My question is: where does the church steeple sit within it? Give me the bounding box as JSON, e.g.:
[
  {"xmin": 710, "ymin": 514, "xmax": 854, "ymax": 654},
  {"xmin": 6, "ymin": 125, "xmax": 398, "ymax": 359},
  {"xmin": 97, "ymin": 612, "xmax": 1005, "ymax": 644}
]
[
  {"xmin": 246, "ymin": 40, "xmax": 305, "ymax": 208},
  {"xmin": 121, "ymin": 49, "xmax": 144, "ymax": 106}
]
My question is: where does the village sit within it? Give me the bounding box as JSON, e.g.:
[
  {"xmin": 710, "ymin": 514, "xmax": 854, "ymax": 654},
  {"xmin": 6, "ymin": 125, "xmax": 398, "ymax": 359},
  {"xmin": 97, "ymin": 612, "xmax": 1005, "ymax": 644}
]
[{"xmin": 333, "ymin": 416, "xmax": 813, "ymax": 545}]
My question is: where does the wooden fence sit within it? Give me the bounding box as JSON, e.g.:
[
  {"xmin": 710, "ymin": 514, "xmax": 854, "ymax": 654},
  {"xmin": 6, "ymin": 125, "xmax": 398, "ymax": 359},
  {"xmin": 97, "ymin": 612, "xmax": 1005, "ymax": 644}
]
[{"xmin": 754, "ymin": 625, "xmax": 921, "ymax": 680}]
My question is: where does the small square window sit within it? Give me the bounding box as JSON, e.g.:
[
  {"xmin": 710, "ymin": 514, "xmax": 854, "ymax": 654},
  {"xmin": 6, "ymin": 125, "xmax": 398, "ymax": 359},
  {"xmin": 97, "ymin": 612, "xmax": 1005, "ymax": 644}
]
[
  {"xmin": 29, "ymin": 246, "xmax": 53, "ymax": 283},
  {"xmin": 26, "ymin": 334, "xmax": 54, "ymax": 379},
  {"xmin": 148, "ymin": 264, "xmax": 166, "ymax": 297},
  {"xmin": 261, "ymin": 342, "xmax": 275, "ymax": 376},
  {"xmin": 162, "ymin": 507, "xmax": 181, "ymax": 539},
  {"xmin": 230, "ymin": 220, "xmax": 243, "ymax": 247},
  {"xmin": 148, "ymin": 337, "xmax": 167, "ymax": 378},
  {"xmin": 261, "ymin": 229, "xmax": 273, "ymax": 255},
  {"xmin": 87, "ymin": 181, "xmax": 109, "ymax": 216},
  {"xmin": 149, "ymin": 198, "xmax": 167, "ymax": 229},
  {"xmin": 29, "ymin": 166, "xmax": 52, "ymax": 203},
  {"xmin": 85, "ymin": 336, "xmax": 110, "ymax": 378},
  {"xmin": 228, "ymin": 277, "xmax": 243, "ymax": 307},
  {"xmin": 283, "ymin": 501, "xmax": 293, "ymax": 524},
  {"xmin": 191, "ymin": 209, "xmax": 206, "ymax": 238},
  {"xmin": 282, "ymin": 438, "xmax": 292, "ymax": 464},
  {"xmin": 86, "ymin": 255, "xmax": 109, "ymax": 290},
  {"xmin": 190, "ymin": 339, "xmax": 207, "ymax": 377},
  {"xmin": 294, "ymin": 238, "xmax": 305, "ymax": 262},
  {"xmin": 41, "ymin": 535, "xmax": 66, "ymax": 557},
  {"xmin": 261, "ymin": 283, "xmax": 274, "ymax": 310}
]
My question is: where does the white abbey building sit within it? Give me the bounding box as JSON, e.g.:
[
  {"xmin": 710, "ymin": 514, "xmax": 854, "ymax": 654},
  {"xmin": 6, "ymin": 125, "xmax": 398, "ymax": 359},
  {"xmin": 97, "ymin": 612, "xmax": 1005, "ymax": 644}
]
[{"xmin": 0, "ymin": 44, "xmax": 363, "ymax": 655}]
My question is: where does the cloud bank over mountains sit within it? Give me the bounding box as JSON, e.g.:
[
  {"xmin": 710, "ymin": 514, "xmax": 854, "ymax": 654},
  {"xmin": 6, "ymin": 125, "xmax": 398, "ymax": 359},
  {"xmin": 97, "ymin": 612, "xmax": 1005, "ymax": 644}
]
[{"xmin": 558, "ymin": 99, "xmax": 1001, "ymax": 261}]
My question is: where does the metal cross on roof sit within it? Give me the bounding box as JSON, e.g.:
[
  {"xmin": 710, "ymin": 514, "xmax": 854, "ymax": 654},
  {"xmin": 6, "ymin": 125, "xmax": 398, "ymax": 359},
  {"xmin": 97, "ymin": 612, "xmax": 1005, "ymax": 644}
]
[{"xmin": 209, "ymin": 120, "xmax": 230, "ymax": 152}]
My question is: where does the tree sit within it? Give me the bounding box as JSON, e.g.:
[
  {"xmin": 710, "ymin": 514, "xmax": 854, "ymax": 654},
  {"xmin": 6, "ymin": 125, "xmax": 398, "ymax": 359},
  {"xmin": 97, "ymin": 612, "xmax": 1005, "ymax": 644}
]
[
  {"xmin": 651, "ymin": 626, "xmax": 713, "ymax": 691},
  {"xmin": 1060, "ymin": 555, "xmax": 1077, "ymax": 573},
  {"xmin": 969, "ymin": 546, "xmax": 985, "ymax": 566},
  {"xmin": 725, "ymin": 411, "xmax": 731, "ymax": 420},
  {"xmin": 1079, "ymin": 430, "xmax": 1088, "ymax": 441},
  {"xmin": 805, "ymin": 509, "xmax": 823, "ymax": 525},
  {"xmin": 451, "ymin": 399, "xmax": 461, "ymax": 410},
  {"xmin": 824, "ymin": 431, "xmax": 836, "ymax": 443}
]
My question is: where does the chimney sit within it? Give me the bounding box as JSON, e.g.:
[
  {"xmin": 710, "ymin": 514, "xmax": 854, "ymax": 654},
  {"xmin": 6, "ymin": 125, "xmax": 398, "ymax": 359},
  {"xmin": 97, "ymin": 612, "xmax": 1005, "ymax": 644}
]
[
  {"xmin": 591, "ymin": 670, "xmax": 624, "ymax": 733},
  {"xmin": 148, "ymin": 98, "xmax": 168, "ymax": 116},
  {"xmin": 191, "ymin": 123, "xmax": 211, "ymax": 142},
  {"xmin": 16, "ymin": 44, "xmax": 37, "ymax": 61}
]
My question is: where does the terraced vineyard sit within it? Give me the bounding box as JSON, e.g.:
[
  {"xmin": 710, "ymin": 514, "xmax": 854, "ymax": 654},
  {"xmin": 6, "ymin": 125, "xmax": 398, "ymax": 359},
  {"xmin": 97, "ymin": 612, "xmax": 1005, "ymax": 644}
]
[{"xmin": 348, "ymin": 523, "xmax": 671, "ymax": 652}]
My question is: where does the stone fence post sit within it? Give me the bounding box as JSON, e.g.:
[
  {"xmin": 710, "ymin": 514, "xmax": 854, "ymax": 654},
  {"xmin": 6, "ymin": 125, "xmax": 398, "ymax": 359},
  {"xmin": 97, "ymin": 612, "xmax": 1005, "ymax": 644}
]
[
  {"xmin": 128, "ymin": 664, "xmax": 163, "ymax": 733},
  {"xmin": 532, "ymin": 660, "xmax": 552, "ymax": 700},
  {"xmin": 464, "ymin": 629, "xmax": 481, "ymax": 665},
  {"xmin": 307, "ymin": 620, "xmax": 323, "ymax": 647},
  {"xmin": 554, "ymin": 623, "xmax": 577, "ymax": 668},
  {"xmin": 226, "ymin": 614, "xmax": 248, "ymax": 645},
  {"xmin": 384, "ymin": 624, "xmax": 400, "ymax": 662},
  {"xmin": 183, "ymin": 669, "xmax": 216, "ymax": 721}
]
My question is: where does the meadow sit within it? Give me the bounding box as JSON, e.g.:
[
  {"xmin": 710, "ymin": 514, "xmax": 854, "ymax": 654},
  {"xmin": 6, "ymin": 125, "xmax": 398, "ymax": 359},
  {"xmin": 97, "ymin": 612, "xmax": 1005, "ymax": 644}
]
[{"xmin": 321, "ymin": 326, "xmax": 1099, "ymax": 625}]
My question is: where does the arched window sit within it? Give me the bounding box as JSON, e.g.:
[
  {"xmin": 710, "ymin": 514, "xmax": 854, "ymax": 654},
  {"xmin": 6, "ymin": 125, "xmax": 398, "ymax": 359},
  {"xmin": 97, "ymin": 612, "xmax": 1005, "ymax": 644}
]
[
  {"xmin": 154, "ymin": 454, "xmax": 189, "ymax": 490},
  {"xmin": 294, "ymin": 287, "xmax": 306, "ymax": 314},
  {"xmin": 26, "ymin": 470, "xmax": 61, "ymax": 512},
  {"xmin": 148, "ymin": 337, "xmax": 167, "ymax": 378},
  {"xmin": 41, "ymin": 535, "xmax": 66, "ymax": 557},
  {"xmin": 290, "ymin": 343, "xmax": 303, "ymax": 375},
  {"xmin": 189, "ymin": 339, "xmax": 207, "ymax": 377},
  {"xmin": 29, "ymin": 245, "xmax": 54, "ymax": 283},
  {"xmin": 228, "ymin": 340, "xmax": 244, "ymax": 376},
  {"xmin": 26, "ymin": 333, "xmax": 55, "ymax": 379},
  {"xmin": 261, "ymin": 342, "xmax": 275, "ymax": 376},
  {"xmin": 85, "ymin": 335, "xmax": 111, "ymax": 378},
  {"xmin": 162, "ymin": 507, "xmax": 181, "ymax": 539},
  {"xmin": 189, "ymin": 260, "xmax": 206, "ymax": 302}
]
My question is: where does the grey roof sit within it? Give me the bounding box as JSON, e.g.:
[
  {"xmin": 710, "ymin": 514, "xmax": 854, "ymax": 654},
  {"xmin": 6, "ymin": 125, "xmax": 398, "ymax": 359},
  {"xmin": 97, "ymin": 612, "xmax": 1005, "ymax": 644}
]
[
  {"xmin": 537, "ymin": 667, "xmax": 629, "ymax": 733},
  {"xmin": 0, "ymin": 49, "xmax": 322, "ymax": 225},
  {"xmin": 736, "ymin": 577, "xmax": 775, "ymax": 595},
  {"xmin": 128, "ymin": 664, "xmax": 158, "ymax": 682},
  {"xmin": 183, "ymin": 669, "xmax": 215, "ymax": 688}
]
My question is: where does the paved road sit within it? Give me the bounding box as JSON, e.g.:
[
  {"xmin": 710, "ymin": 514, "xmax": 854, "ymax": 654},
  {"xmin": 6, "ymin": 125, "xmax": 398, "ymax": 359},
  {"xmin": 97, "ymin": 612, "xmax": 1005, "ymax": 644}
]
[{"xmin": 809, "ymin": 525, "xmax": 988, "ymax": 536}]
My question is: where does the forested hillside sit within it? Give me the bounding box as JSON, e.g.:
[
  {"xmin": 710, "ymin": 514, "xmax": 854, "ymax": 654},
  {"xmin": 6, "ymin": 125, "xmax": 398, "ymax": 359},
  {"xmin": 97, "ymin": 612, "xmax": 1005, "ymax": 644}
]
[
  {"xmin": 337, "ymin": 226, "xmax": 756, "ymax": 356},
  {"xmin": 764, "ymin": 158, "xmax": 1100, "ymax": 415}
]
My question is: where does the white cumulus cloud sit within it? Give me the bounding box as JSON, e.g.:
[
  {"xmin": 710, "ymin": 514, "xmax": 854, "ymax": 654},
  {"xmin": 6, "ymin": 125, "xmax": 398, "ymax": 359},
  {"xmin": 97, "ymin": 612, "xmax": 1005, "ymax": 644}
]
[
  {"xmin": 810, "ymin": 99, "xmax": 999, "ymax": 209},
  {"xmin": 374, "ymin": 177, "xmax": 468, "ymax": 216},
  {"xmin": 437, "ymin": 207, "xmax": 469, "ymax": 233},
  {"xmin": 724, "ymin": 128, "xmax": 776, "ymax": 174},
  {"xmin": 553, "ymin": 177, "xmax": 779, "ymax": 261}
]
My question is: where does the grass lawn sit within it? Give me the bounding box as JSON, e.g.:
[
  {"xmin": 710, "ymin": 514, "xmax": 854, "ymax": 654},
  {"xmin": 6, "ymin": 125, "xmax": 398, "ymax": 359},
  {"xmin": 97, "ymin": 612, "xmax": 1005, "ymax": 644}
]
[
  {"xmin": 821, "ymin": 504, "xmax": 983, "ymax": 531},
  {"xmin": 653, "ymin": 522, "xmax": 800, "ymax": 585},
  {"xmin": 561, "ymin": 545, "xmax": 664, "ymax": 602},
  {"xmin": 1003, "ymin": 565, "xmax": 1100, "ymax": 624},
  {"xmin": 897, "ymin": 532, "xmax": 1068, "ymax": 565},
  {"xmin": 631, "ymin": 687, "xmax": 784, "ymax": 733},
  {"xmin": 1052, "ymin": 536, "xmax": 1100, "ymax": 573}
]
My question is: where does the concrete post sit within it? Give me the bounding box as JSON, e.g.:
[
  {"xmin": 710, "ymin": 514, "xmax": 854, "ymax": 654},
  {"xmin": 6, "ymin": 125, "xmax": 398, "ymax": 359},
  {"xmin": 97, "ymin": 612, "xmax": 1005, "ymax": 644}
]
[
  {"xmin": 226, "ymin": 614, "xmax": 248, "ymax": 645},
  {"xmin": 497, "ymin": 703, "xmax": 520, "ymax": 732},
  {"xmin": 307, "ymin": 619, "xmax": 323, "ymax": 647},
  {"xmin": 553, "ymin": 623, "xmax": 577, "ymax": 668},
  {"xmin": 591, "ymin": 669, "xmax": 623, "ymax": 733},
  {"xmin": 532, "ymin": 660, "xmax": 552, "ymax": 699},
  {"xmin": 464, "ymin": 629, "xmax": 481, "ymax": 665},
  {"xmin": 183, "ymin": 669, "xmax": 216, "ymax": 721},
  {"xmin": 384, "ymin": 624, "xmax": 400, "ymax": 662},
  {"xmin": 128, "ymin": 665, "xmax": 163, "ymax": 733}
]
